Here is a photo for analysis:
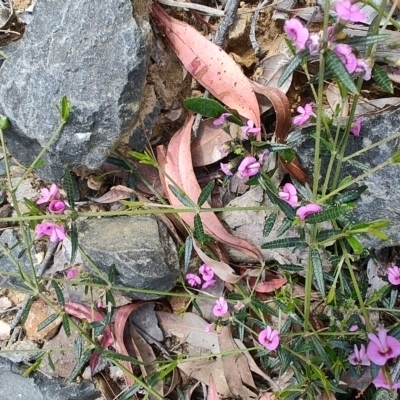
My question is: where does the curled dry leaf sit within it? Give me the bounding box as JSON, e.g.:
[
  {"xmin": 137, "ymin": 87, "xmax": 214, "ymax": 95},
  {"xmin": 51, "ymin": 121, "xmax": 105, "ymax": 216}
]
[
  {"xmin": 151, "ymin": 3, "xmax": 260, "ymax": 130},
  {"xmin": 207, "ymin": 374, "xmax": 220, "ymax": 400},
  {"xmin": 251, "ymin": 81, "xmax": 308, "ymax": 184},
  {"xmin": 113, "ymin": 302, "xmax": 145, "ymax": 386},
  {"xmin": 64, "ymin": 302, "xmax": 113, "ymax": 375},
  {"xmin": 87, "ymin": 185, "xmax": 134, "ymax": 204},
  {"xmin": 157, "ymin": 115, "xmax": 262, "ymax": 261}
]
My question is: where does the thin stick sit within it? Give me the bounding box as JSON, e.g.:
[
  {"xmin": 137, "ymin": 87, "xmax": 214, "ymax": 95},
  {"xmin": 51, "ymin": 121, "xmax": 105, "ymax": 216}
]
[
  {"xmin": 250, "ymin": 0, "xmax": 272, "ymax": 56},
  {"xmin": 157, "ymin": 0, "xmax": 224, "ymax": 17}
]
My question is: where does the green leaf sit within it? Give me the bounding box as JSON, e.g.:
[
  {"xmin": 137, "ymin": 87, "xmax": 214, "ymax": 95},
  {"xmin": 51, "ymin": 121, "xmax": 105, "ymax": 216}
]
[
  {"xmin": 47, "ymin": 352, "xmax": 56, "ymax": 371},
  {"xmin": 304, "ymin": 205, "xmax": 353, "ymax": 224},
  {"xmin": 52, "ymin": 281, "xmax": 65, "ymax": 307},
  {"xmin": 106, "ymin": 290, "xmax": 116, "ymax": 307},
  {"xmin": 183, "ymin": 98, "xmax": 243, "ymax": 125},
  {"xmin": 120, "ymin": 385, "xmax": 141, "ymax": 400},
  {"xmin": 62, "ymin": 313, "xmax": 71, "ymax": 337},
  {"xmin": 63, "ymin": 167, "xmax": 76, "ymax": 209},
  {"xmin": 261, "ymin": 237, "xmax": 307, "ymax": 249},
  {"xmin": 311, "ymin": 336, "xmax": 333, "ymax": 372},
  {"xmin": 368, "ymin": 228, "xmax": 388, "ymax": 240},
  {"xmin": 276, "ymin": 217, "xmax": 293, "ymax": 237},
  {"xmin": 263, "ymin": 212, "xmax": 278, "ymax": 237},
  {"xmin": 101, "ymin": 349, "xmax": 143, "ymax": 364},
  {"xmin": 37, "ymin": 313, "xmax": 59, "ymax": 332},
  {"xmin": 184, "ymin": 236, "xmax": 193, "ymax": 272},
  {"xmin": 346, "ymin": 159, "xmax": 370, "ymax": 172},
  {"xmin": 391, "ymin": 149, "xmax": 400, "ymax": 163},
  {"xmin": 251, "ymin": 298, "xmax": 279, "ymax": 317},
  {"xmin": 325, "ymin": 49, "xmax": 358, "ymax": 94},
  {"xmin": 130, "ymin": 151, "xmax": 156, "ymax": 165},
  {"xmin": 278, "ymin": 50, "xmax": 309, "ymax": 87},
  {"xmin": 317, "ymin": 229, "xmax": 341, "ymax": 243},
  {"xmin": 197, "ymin": 181, "xmax": 214, "ymax": 206},
  {"xmin": 373, "ymin": 64, "xmax": 394, "ymax": 94},
  {"xmin": 58, "ymin": 96, "xmax": 71, "ymax": 122},
  {"xmin": 108, "ymin": 264, "xmax": 116, "ymax": 283},
  {"xmin": 70, "ymin": 221, "xmax": 78, "ymax": 265},
  {"xmin": 346, "ymin": 235, "xmax": 364, "ymax": 254},
  {"xmin": 22, "ymin": 354, "xmax": 45, "ymax": 377},
  {"xmin": 258, "ymin": 174, "xmax": 296, "ymax": 220},
  {"xmin": 193, "ymin": 214, "xmax": 214, "ymax": 243},
  {"xmin": 0, "ymin": 114, "xmax": 9, "ymax": 129},
  {"xmin": 333, "ymin": 185, "xmax": 367, "ymax": 204},
  {"xmin": 311, "ymin": 249, "xmax": 325, "ymax": 297},
  {"xmin": 21, "ymin": 297, "xmax": 34, "ymax": 326},
  {"xmin": 344, "ymin": 34, "xmax": 389, "ymax": 46},
  {"xmin": 68, "ymin": 348, "xmax": 92, "ymax": 383},
  {"xmin": 168, "ymin": 185, "xmax": 196, "ymax": 208},
  {"xmin": 279, "ymin": 148, "xmax": 296, "ymax": 164},
  {"xmin": 278, "ymin": 264, "xmax": 304, "ymax": 272}
]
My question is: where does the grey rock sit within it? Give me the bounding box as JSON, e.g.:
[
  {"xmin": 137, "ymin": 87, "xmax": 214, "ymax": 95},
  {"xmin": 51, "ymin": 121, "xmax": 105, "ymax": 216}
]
[
  {"xmin": 293, "ymin": 108, "xmax": 400, "ymax": 248},
  {"xmin": 0, "ymin": 356, "xmax": 101, "ymax": 400},
  {"xmin": 77, "ymin": 216, "xmax": 179, "ymax": 300},
  {"xmin": 0, "ymin": 0, "xmax": 151, "ymax": 182},
  {"xmin": 0, "ymin": 228, "xmax": 35, "ymax": 290}
]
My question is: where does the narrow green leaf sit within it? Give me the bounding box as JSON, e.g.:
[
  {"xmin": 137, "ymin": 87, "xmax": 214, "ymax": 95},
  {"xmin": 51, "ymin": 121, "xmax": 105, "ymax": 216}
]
[
  {"xmin": 0, "ymin": 114, "xmax": 9, "ymax": 129},
  {"xmin": 52, "ymin": 281, "xmax": 65, "ymax": 307},
  {"xmin": 106, "ymin": 290, "xmax": 116, "ymax": 307},
  {"xmin": 193, "ymin": 214, "xmax": 214, "ymax": 243},
  {"xmin": 276, "ymin": 217, "xmax": 293, "ymax": 237},
  {"xmin": 325, "ymin": 49, "xmax": 358, "ymax": 94},
  {"xmin": 317, "ymin": 229, "xmax": 341, "ymax": 242},
  {"xmin": 58, "ymin": 96, "xmax": 71, "ymax": 122},
  {"xmin": 63, "ymin": 167, "xmax": 76, "ymax": 209},
  {"xmin": 373, "ymin": 64, "xmax": 394, "ymax": 94},
  {"xmin": 70, "ymin": 221, "xmax": 78, "ymax": 265},
  {"xmin": 22, "ymin": 355, "xmax": 45, "ymax": 377},
  {"xmin": 101, "ymin": 349, "xmax": 143, "ymax": 364},
  {"xmin": 278, "ymin": 50, "xmax": 309, "ymax": 87},
  {"xmin": 263, "ymin": 211, "xmax": 278, "ymax": 237},
  {"xmin": 368, "ymin": 228, "xmax": 388, "ymax": 240},
  {"xmin": 37, "ymin": 313, "xmax": 59, "ymax": 332},
  {"xmin": 304, "ymin": 205, "xmax": 353, "ymax": 224},
  {"xmin": 278, "ymin": 264, "xmax": 304, "ymax": 272},
  {"xmin": 344, "ymin": 34, "xmax": 389, "ymax": 46},
  {"xmin": 391, "ymin": 149, "xmax": 400, "ymax": 163},
  {"xmin": 62, "ymin": 314, "xmax": 71, "ymax": 337},
  {"xmin": 291, "ymin": 179, "xmax": 313, "ymax": 202},
  {"xmin": 311, "ymin": 337, "xmax": 333, "ymax": 372},
  {"xmin": 120, "ymin": 385, "xmax": 141, "ymax": 400},
  {"xmin": 311, "ymin": 249, "xmax": 325, "ymax": 297},
  {"xmin": 47, "ymin": 352, "xmax": 56, "ymax": 371},
  {"xmin": 168, "ymin": 185, "xmax": 196, "ymax": 208},
  {"xmin": 76, "ymin": 335, "xmax": 83, "ymax": 359},
  {"xmin": 130, "ymin": 151, "xmax": 156, "ymax": 165},
  {"xmin": 108, "ymin": 264, "xmax": 116, "ymax": 283},
  {"xmin": 68, "ymin": 348, "xmax": 92, "ymax": 383},
  {"xmin": 333, "ymin": 185, "xmax": 367, "ymax": 204},
  {"xmin": 184, "ymin": 236, "xmax": 193, "ymax": 272},
  {"xmin": 346, "ymin": 236, "xmax": 364, "ymax": 254},
  {"xmin": 347, "ymin": 159, "xmax": 370, "ymax": 172},
  {"xmin": 197, "ymin": 181, "xmax": 215, "ymax": 207},
  {"xmin": 261, "ymin": 237, "xmax": 307, "ymax": 249},
  {"xmin": 251, "ymin": 298, "xmax": 279, "ymax": 317}
]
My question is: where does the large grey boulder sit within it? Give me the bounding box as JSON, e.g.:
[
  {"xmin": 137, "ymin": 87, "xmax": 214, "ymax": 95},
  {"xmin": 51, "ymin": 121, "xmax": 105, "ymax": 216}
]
[
  {"xmin": 293, "ymin": 108, "xmax": 400, "ymax": 249},
  {"xmin": 0, "ymin": 0, "xmax": 151, "ymax": 182},
  {"xmin": 77, "ymin": 216, "xmax": 179, "ymax": 300}
]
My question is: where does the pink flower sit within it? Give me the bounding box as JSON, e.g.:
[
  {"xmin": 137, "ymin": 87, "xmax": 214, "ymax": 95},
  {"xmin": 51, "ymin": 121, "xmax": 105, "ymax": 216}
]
[
  {"xmin": 66, "ymin": 268, "xmax": 79, "ymax": 280},
  {"xmin": 348, "ymin": 344, "xmax": 370, "ymax": 366},
  {"xmin": 367, "ymin": 327, "xmax": 400, "ymax": 365},
  {"xmin": 388, "ymin": 266, "xmax": 400, "ymax": 285},
  {"xmin": 35, "ymin": 222, "xmax": 66, "ymax": 242},
  {"xmin": 36, "ymin": 183, "xmax": 60, "ymax": 205},
  {"xmin": 333, "ymin": 44, "xmax": 357, "ymax": 73},
  {"xmin": 350, "ymin": 117, "xmax": 362, "ymax": 137},
  {"xmin": 220, "ymin": 162, "xmax": 234, "ymax": 176},
  {"xmin": 279, "ymin": 183, "xmax": 298, "ymax": 207},
  {"xmin": 217, "ymin": 143, "xmax": 230, "ymax": 158},
  {"xmin": 373, "ymin": 368, "xmax": 400, "ymax": 390},
  {"xmin": 241, "ymin": 120, "xmax": 261, "ymax": 140},
  {"xmin": 296, "ymin": 203, "xmax": 323, "ymax": 220},
  {"xmin": 293, "ymin": 103, "xmax": 313, "ymax": 126},
  {"xmin": 213, "ymin": 297, "xmax": 228, "ymax": 317},
  {"xmin": 202, "ymin": 279, "xmax": 216, "ymax": 289},
  {"xmin": 284, "ymin": 18, "xmax": 309, "ymax": 52},
  {"xmin": 199, "ymin": 264, "xmax": 214, "ymax": 281},
  {"xmin": 258, "ymin": 149, "xmax": 270, "ymax": 166},
  {"xmin": 48, "ymin": 200, "xmax": 66, "ymax": 214},
  {"xmin": 186, "ymin": 273, "xmax": 201, "ymax": 287},
  {"xmin": 213, "ymin": 113, "xmax": 232, "ymax": 126},
  {"xmin": 355, "ymin": 59, "xmax": 372, "ymax": 81},
  {"xmin": 237, "ymin": 157, "xmax": 260, "ymax": 179},
  {"xmin": 336, "ymin": 0, "xmax": 366, "ymax": 23},
  {"xmin": 307, "ymin": 33, "xmax": 321, "ymax": 54},
  {"xmin": 258, "ymin": 326, "xmax": 280, "ymax": 351},
  {"xmin": 349, "ymin": 315, "xmax": 366, "ymax": 331}
]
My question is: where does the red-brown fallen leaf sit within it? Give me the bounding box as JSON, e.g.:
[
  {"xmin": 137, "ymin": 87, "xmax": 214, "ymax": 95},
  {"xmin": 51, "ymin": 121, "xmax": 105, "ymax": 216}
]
[
  {"xmin": 240, "ymin": 268, "xmax": 287, "ymax": 293},
  {"xmin": 157, "ymin": 115, "xmax": 262, "ymax": 261},
  {"xmin": 151, "ymin": 4, "xmax": 260, "ymax": 130},
  {"xmin": 208, "ymin": 374, "xmax": 220, "ymax": 400},
  {"xmin": 64, "ymin": 302, "xmax": 113, "ymax": 375},
  {"xmin": 113, "ymin": 303, "xmax": 145, "ymax": 386},
  {"xmin": 87, "ymin": 185, "xmax": 134, "ymax": 204},
  {"xmin": 251, "ymin": 81, "xmax": 309, "ymax": 184}
]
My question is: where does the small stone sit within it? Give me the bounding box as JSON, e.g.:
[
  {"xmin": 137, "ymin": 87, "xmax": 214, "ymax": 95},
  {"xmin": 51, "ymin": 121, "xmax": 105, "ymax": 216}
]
[
  {"xmin": 77, "ymin": 216, "xmax": 179, "ymax": 300},
  {"xmin": 24, "ymin": 300, "xmax": 62, "ymax": 341}
]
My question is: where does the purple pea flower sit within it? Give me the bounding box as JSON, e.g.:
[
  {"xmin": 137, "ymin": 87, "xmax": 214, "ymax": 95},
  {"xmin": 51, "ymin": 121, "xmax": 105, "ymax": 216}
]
[
  {"xmin": 388, "ymin": 266, "xmax": 400, "ymax": 285},
  {"xmin": 350, "ymin": 117, "xmax": 362, "ymax": 137},
  {"xmin": 186, "ymin": 273, "xmax": 201, "ymax": 287},
  {"xmin": 296, "ymin": 203, "xmax": 323, "ymax": 220},
  {"xmin": 348, "ymin": 344, "xmax": 370, "ymax": 366},
  {"xmin": 284, "ymin": 18, "xmax": 309, "ymax": 52},
  {"xmin": 367, "ymin": 327, "xmax": 400, "ymax": 365},
  {"xmin": 237, "ymin": 157, "xmax": 260, "ymax": 179},
  {"xmin": 355, "ymin": 58, "xmax": 372, "ymax": 81},
  {"xmin": 213, "ymin": 113, "xmax": 232, "ymax": 126},
  {"xmin": 48, "ymin": 200, "xmax": 66, "ymax": 214},
  {"xmin": 66, "ymin": 268, "xmax": 79, "ymax": 280},
  {"xmin": 199, "ymin": 264, "xmax": 214, "ymax": 281},
  {"xmin": 293, "ymin": 103, "xmax": 313, "ymax": 126},
  {"xmin": 279, "ymin": 183, "xmax": 298, "ymax": 207},
  {"xmin": 213, "ymin": 297, "xmax": 228, "ymax": 317},
  {"xmin": 241, "ymin": 119, "xmax": 261, "ymax": 140},
  {"xmin": 220, "ymin": 162, "xmax": 234, "ymax": 176},
  {"xmin": 373, "ymin": 368, "xmax": 400, "ymax": 390},
  {"xmin": 258, "ymin": 326, "xmax": 280, "ymax": 351},
  {"xmin": 35, "ymin": 222, "xmax": 66, "ymax": 242},
  {"xmin": 36, "ymin": 183, "xmax": 60, "ymax": 205},
  {"xmin": 335, "ymin": 0, "xmax": 367, "ymax": 23},
  {"xmin": 333, "ymin": 44, "xmax": 357, "ymax": 74}
]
